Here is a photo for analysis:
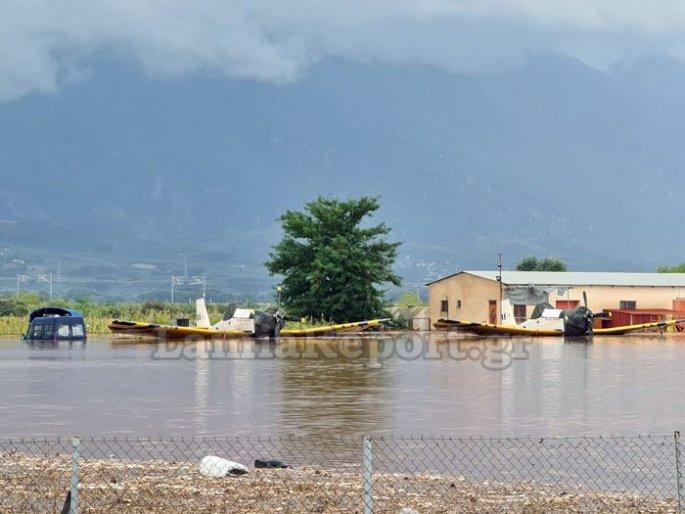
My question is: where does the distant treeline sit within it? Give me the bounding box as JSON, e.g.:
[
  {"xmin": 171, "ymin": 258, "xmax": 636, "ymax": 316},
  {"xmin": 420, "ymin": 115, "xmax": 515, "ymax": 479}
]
[{"xmin": 657, "ymin": 263, "xmax": 685, "ymax": 273}]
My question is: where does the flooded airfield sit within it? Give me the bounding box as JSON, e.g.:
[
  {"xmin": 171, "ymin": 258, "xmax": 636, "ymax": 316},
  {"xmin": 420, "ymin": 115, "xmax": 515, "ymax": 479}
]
[{"xmin": 0, "ymin": 333, "xmax": 684, "ymax": 437}]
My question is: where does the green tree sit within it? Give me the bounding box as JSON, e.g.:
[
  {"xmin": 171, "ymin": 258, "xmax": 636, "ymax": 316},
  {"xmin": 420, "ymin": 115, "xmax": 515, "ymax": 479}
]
[
  {"xmin": 266, "ymin": 196, "xmax": 401, "ymax": 321},
  {"xmin": 515, "ymin": 256, "xmax": 567, "ymax": 271},
  {"xmin": 657, "ymin": 263, "xmax": 685, "ymax": 273}
]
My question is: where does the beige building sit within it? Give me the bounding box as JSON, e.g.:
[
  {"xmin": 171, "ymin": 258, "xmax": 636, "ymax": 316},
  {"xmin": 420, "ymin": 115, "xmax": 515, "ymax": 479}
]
[{"xmin": 427, "ymin": 271, "xmax": 685, "ymax": 327}]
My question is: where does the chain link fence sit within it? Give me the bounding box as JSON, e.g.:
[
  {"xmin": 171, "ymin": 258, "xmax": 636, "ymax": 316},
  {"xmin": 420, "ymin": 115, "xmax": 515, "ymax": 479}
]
[
  {"xmin": 0, "ymin": 437, "xmax": 76, "ymax": 513},
  {"xmin": 1, "ymin": 433, "xmax": 683, "ymax": 513}
]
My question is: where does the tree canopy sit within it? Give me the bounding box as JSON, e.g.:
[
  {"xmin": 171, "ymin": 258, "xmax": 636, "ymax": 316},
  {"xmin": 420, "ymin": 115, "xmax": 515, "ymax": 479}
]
[
  {"xmin": 265, "ymin": 196, "xmax": 401, "ymax": 321},
  {"xmin": 515, "ymin": 256, "xmax": 567, "ymax": 272},
  {"xmin": 657, "ymin": 263, "xmax": 685, "ymax": 273}
]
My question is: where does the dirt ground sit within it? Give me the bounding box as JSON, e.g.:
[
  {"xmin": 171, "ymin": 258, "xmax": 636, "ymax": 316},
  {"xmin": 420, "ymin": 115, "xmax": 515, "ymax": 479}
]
[{"xmin": 0, "ymin": 453, "xmax": 678, "ymax": 513}]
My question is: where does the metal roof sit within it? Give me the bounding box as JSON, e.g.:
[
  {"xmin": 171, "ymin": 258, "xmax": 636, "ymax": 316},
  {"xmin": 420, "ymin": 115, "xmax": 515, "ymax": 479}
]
[{"xmin": 426, "ymin": 271, "xmax": 685, "ymax": 287}]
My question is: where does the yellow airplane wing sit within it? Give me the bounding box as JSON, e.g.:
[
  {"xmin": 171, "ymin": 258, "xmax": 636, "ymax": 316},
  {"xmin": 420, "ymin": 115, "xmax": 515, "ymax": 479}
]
[
  {"xmin": 280, "ymin": 319, "xmax": 389, "ymax": 337},
  {"xmin": 433, "ymin": 319, "xmax": 562, "ymax": 336},
  {"xmin": 435, "ymin": 318, "xmax": 684, "ymax": 337},
  {"xmin": 593, "ymin": 318, "xmax": 684, "ymax": 335},
  {"xmin": 109, "ymin": 318, "xmax": 388, "ymax": 339},
  {"xmin": 108, "ymin": 320, "xmax": 251, "ymax": 339}
]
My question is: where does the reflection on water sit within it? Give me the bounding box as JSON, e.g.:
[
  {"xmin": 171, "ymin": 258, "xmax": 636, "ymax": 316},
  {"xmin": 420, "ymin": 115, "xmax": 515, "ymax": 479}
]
[{"xmin": 0, "ymin": 333, "xmax": 684, "ymax": 437}]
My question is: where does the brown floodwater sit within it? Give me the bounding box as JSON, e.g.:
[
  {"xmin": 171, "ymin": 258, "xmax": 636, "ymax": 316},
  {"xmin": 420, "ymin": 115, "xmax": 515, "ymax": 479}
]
[{"xmin": 0, "ymin": 333, "xmax": 684, "ymax": 437}]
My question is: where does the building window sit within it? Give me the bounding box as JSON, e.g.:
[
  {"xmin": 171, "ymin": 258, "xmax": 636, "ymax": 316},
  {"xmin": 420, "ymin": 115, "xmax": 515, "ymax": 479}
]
[
  {"xmin": 456, "ymin": 300, "xmax": 462, "ymax": 309},
  {"xmin": 513, "ymin": 304, "xmax": 527, "ymax": 323},
  {"xmin": 620, "ymin": 300, "xmax": 637, "ymax": 310},
  {"xmin": 440, "ymin": 300, "xmax": 448, "ymax": 313}
]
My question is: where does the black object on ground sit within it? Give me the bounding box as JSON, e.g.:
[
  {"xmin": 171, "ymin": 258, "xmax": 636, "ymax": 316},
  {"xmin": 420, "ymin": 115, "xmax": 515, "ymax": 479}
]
[{"xmin": 254, "ymin": 459, "xmax": 291, "ymax": 469}]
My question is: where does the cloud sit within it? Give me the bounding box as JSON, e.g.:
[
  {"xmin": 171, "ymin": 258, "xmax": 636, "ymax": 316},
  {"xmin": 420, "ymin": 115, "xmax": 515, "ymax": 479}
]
[{"xmin": 2, "ymin": 0, "xmax": 685, "ymax": 100}]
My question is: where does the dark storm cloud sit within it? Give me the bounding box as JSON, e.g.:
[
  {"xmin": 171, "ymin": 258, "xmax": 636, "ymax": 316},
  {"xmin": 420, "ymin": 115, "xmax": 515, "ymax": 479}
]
[{"xmin": 1, "ymin": 0, "xmax": 684, "ymax": 100}]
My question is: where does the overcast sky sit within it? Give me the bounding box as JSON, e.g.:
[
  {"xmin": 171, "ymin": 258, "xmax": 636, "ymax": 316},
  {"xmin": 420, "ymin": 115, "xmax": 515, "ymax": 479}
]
[{"xmin": 2, "ymin": 0, "xmax": 685, "ymax": 101}]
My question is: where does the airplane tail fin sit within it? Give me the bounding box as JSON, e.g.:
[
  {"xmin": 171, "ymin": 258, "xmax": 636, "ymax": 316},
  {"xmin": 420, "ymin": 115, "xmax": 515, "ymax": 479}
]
[
  {"xmin": 500, "ymin": 299, "xmax": 517, "ymax": 326},
  {"xmin": 196, "ymin": 298, "xmax": 211, "ymax": 328}
]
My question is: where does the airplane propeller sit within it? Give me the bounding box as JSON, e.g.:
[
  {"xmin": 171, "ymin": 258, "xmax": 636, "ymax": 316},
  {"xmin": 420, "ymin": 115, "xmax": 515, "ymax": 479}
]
[{"xmin": 582, "ymin": 291, "xmax": 594, "ymax": 336}]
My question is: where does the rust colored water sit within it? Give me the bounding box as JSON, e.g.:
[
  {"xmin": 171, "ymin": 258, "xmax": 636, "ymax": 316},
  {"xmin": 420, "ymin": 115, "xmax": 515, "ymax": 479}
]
[{"xmin": 0, "ymin": 333, "xmax": 683, "ymax": 437}]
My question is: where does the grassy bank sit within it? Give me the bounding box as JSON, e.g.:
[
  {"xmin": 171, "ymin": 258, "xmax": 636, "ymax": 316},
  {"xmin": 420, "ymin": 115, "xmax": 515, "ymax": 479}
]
[
  {"xmin": 0, "ymin": 314, "xmax": 193, "ymax": 336},
  {"xmin": 0, "ymin": 293, "xmax": 248, "ymax": 336}
]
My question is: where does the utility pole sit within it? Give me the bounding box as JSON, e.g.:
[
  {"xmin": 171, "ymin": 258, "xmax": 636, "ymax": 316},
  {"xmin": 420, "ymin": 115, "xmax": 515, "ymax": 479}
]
[
  {"xmin": 38, "ymin": 272, "xmax": 53, "ymax": 301},
  {"xmin": 496, "ymin": 253, "xmax": 503, "ymax": 325},
  {"xmin": 190, "ymin": 275, "xmax": 207, "ymax": 298},
  {"xmin": 15, "ymin": 274, "xmax": 27, "ymax": 297},
  {"xmin": 170, "ymin": 276, "xmax": 184, "ymax": 303}
]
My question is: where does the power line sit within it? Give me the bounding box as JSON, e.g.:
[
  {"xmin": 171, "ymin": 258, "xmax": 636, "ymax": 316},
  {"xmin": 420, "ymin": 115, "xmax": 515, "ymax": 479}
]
[
  {"xmin": 170, "ymin": 275, "xmax": 184, "ymax": 303},
  {"xmin": 0, "ymin": 276, "xmax": 218, "ymax": 286},
  {"xmin": 0, "ymin": 272, "xmax": 261, "ymax": 300},
  {"xmin": 37, "ymin": 272, "xmax": 54, "ymax": 301}
]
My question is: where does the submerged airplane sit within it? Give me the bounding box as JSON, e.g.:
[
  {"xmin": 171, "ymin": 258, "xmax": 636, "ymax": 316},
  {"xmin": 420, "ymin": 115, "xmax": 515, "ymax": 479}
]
[
  {"xmin": 434, "ymin": 294, "xmax": 683, "ymax": 337},
  {"xmin": 109, "ymin": 298, "xmax": 388, "ymax": 339}
]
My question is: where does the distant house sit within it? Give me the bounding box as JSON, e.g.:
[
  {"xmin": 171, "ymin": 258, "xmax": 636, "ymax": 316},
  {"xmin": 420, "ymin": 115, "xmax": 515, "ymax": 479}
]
[{"xmin": 427, "ymin": 271, "xmax": 685, "ymax": 327}]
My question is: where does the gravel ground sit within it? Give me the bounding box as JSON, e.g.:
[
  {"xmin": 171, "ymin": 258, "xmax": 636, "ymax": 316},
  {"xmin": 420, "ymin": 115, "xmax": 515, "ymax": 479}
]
[{"xmin": 0, "ymin": 453, "xmax": 678, "ymax": 513}]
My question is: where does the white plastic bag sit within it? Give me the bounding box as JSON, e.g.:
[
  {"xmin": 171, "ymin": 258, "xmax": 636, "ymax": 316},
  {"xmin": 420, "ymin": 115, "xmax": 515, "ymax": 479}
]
[{"xmin": 199, "ymin": 455, "xmax": 249, "ymax": 477}]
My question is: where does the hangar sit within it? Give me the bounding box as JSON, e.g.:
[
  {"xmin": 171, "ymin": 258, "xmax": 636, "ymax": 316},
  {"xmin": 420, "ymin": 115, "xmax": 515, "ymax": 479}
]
[{"xmin": 427, "ymin": 271, "xmax": 685, "ymax": 328}]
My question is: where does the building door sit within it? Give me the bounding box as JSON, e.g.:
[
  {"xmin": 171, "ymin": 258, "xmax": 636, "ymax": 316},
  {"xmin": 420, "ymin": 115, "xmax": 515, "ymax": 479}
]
[
  {"xmin": 556, "ymin": 300, "xmax": 579, "ymax": 309},
  {"xmin": 488, "ymin": 300, "xmax": 497, "ymax": 324}
]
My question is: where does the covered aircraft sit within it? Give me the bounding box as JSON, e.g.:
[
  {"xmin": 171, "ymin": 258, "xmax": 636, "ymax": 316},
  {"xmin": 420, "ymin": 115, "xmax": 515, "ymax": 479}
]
[
  {"xmin": 434, "ymin": 294, "xmax": 683, "ymax": 337},
  {"xmin": 109, "ymin": 298, "xmax": 388, "ymax": 339}
]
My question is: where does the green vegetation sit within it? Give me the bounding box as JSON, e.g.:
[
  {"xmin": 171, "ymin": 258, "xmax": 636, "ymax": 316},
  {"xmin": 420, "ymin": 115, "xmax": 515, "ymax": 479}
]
[
  {"xmin": 515, "ymin": 256, "xmax": 567, "ymax": 272},
  {"xmin": 266, "ymin": 196, "xmax": 401, "ymax": 322},
  {"xmin": 657, "ymin": 263, "xmax": 685, "ymax": 273},
  {"xmin": 396, "ymin": 291, "xmax": 425, "ymax": 310},
  {"xmin": 0, "ymin": 292, "xmax": 238, "ymax": 336},
  {"xmin": 391, "ymin": 291, "xmax": 427, "ymax": 328}
]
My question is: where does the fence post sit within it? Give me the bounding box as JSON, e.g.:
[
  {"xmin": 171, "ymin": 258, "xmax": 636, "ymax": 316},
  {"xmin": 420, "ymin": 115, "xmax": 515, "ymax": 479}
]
[
  {"xmin": 676, "ymin": 431, "xmax": 683, "ymax": 514},
  {"xmin": 362, "ymin": 437, "xmax": 374, "ymax": 514},
  {"xmin": 70, "ymin": 437, "xmax": 80, "ymax": 514}
]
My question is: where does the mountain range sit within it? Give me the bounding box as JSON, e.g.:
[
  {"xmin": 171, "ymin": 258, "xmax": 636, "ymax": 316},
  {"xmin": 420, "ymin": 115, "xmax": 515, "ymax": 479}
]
[{"xmin": 1, "ymin": 54, "xmax": 684, "ymax": 300}]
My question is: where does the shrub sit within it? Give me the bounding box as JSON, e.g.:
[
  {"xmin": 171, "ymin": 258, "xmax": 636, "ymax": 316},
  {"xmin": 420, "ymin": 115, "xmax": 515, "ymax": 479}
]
[{"xmin": 0, "ymin": 298, "xmax": 31, "ymax": 316}]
